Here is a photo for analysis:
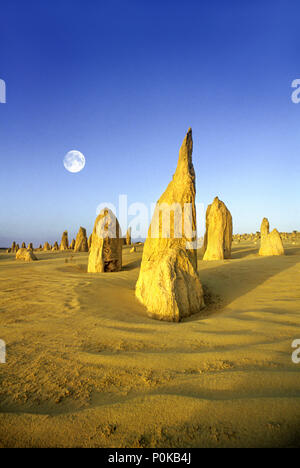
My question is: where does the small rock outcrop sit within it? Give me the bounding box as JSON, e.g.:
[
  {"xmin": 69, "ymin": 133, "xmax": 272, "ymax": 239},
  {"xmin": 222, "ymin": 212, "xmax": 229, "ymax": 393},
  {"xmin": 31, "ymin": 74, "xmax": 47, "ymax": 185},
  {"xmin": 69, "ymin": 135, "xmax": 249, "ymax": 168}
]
[
  {"xmin": 259, "ymin": 218, "xmax": 284, "ymax": 256},
  {"xmin": 43, "ymin": 242, "xmax": 51, "ymax": 251},
  {"xmin": 16, "ymin": 248, "xmax": 37, "ymax": 262},
  {"xmin": 135, "ymin": 128, "xmax": 205, "ymax": 322},
  {"xmin": 60, "ymin": 231, "xmax": 69, "ymax": 251},
  {"xmin": 203, "ymin": 197, "xmax": 233, "ymax": 261},
  {"xmin": 74, "ymin": 227, "xmax": 88, "ymax": 252},
  {"xmin": 88, "ymin": 208, "xmax": 122, "ymax": 272}
]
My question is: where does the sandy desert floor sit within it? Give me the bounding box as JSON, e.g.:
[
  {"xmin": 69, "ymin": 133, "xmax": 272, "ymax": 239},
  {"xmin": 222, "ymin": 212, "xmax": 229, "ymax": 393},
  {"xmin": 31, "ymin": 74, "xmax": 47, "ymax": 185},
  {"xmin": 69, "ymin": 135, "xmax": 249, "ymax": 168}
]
[{"xmin": 0, "ymin": 241, "xmax": 300, "ymax": 447}]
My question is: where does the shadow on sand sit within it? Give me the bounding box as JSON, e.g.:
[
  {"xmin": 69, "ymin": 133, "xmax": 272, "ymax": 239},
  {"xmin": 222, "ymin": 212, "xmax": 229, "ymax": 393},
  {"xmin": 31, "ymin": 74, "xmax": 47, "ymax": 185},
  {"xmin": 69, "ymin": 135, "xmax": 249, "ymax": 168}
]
[
  {"xmin": 188, "ymin": 246, "xmax": 300, "ymax": 322},
  {"xmin": 122, "ymin": 258, "xmax": 142, "ymax": 271}
]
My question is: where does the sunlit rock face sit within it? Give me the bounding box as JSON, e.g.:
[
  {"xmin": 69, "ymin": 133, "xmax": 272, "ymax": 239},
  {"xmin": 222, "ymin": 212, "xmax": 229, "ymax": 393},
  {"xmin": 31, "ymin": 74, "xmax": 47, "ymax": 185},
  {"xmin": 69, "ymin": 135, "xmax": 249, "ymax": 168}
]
[
  {"xmin": 203, "ymin": 197, "xmax": 233, "ymax": 261},
  {"xmin": 135, "ymin": 128, "xmax": 205, "ymax": 322},
  {"xmin": 60, "ymin": 231, "xmax": 69, "ymax": 251},
  {"xmin": 259, "ymin": 218, "xmax": 284, "ymax": 256},
  {"xmin": 16, "ymin": 248, "xmax": 37, "ymax": 262},
  {"xmin": 74, "ymin": 227, "xmax": 88, "ymax": 252},
  {"xmin": 88, "ymin": 208, "xmax": 122, "ymax": 273},
  {"xmin": 43, "ymin": 242, "xmax": 51, "ymax": 251}
]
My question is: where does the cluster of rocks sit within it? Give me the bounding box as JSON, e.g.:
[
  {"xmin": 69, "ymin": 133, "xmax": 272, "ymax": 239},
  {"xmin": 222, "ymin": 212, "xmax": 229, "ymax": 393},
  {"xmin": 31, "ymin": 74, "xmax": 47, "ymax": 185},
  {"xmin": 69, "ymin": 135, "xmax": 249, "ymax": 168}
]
[
  {"xmin": 281, "ymin": 231, "xmax": 300, "ymax": 244},
  {"xmin": 234, "ymin": 225, "xmax": 285, "ymax": 255},
  {"xmin": 133, "ymin": 129, "xmax": 290, "ymax": 320},
  {"xmin": 7, "ymin": 241, "xmax": 36, "ymax": 253},
  {"xmin": 258, "ymin": 218, "xmax": 284, "ymax": 256},
  {"xmin": 233, "ymin": 230, "xmax": 299, "ymax": 244},
  {"xmin": 233, "ymin": 233, "xmax": 261, "ymax": 243},
  {"xmin": 6, "ymin": 241, "xmax": 38, "ymax": 261},
  {"xmin": 6, "ymin": 226, "xmax": 90, "ymax": 260},
  {"xmin": 86, "ymin": 129, "xmax": 205, "ymax": 322},
  {"xmin": 6, "ymin": 128, "xmax": 295, "ymax": 322}
]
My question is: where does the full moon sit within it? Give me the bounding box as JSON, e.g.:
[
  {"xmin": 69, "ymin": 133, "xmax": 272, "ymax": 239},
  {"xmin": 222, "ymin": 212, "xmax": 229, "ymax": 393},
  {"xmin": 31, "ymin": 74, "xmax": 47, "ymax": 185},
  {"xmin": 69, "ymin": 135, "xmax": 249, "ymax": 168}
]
[{"xmin": 63, "ymin": 150, "xmax": 85, "ymax": 173}]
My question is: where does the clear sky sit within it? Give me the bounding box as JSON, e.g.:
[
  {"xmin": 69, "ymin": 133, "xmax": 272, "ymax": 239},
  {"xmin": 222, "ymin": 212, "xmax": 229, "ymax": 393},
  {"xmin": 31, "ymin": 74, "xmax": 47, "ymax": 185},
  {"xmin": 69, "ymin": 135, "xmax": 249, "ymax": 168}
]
[{"xmin": 0, "ymin": 0, "xmax": 299, "ymax": 246}]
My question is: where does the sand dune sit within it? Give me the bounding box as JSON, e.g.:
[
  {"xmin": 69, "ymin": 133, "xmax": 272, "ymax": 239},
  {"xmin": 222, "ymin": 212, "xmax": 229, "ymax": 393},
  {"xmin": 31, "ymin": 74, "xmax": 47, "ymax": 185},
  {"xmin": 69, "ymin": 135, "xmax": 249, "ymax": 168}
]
[{"xmin": 0, "ymin": 242, "xmax": 300, "ymax": 447}]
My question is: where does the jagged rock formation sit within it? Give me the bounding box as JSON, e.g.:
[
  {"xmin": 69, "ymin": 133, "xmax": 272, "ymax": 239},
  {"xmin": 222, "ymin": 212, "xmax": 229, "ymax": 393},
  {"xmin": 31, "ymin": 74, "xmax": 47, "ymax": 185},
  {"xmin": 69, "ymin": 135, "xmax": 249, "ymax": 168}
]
[
  {"xmin": 11, "ymin": 242, "xmax": 17, "ymax": 253},
  {"xmin": 70, "ymin": 239, "xmax": 75, "ymax": 250},
  {"xmin": 203, "ymin": 197, "xmax": 233, "ymax": 261},
  {"xmin": 52, "ymin": 241, "xmax": 59, "ymax": 251},
  {"xmin": 233, "ymin": 230, "xmax": 299, "ymax": 245},
  {"xmin": 60, "ymin": 231, "xmax": 69, "ymax": 251},
  {"xmin": 16, "ymin": 248, "xmax": 37, "ymax": 262},
  {"xmin": 126, "ymin": 228, "xmax": 132, "ymax": 245},
  {"xmin": 21, "ymin": 242, "xmax": 26, "ymax": 248},
  {"xmin": 259, "ymin": 218, "xmax": 284, "ymax": 256},
  {"xmin": 74, "ymin": 227, "xmax": 88, "ymax": 252},
  {"xmin": 27, "ymin": 243, "xmax": 33, "ymax": 251},
  {"xmin": 43, "ymin": 242, "xmax": 51, "ymax": 251},
  {"xmin": 135, "ymin": 128, "xmax": 205, "ymax": 322},
  {"xmin": 88, "ymin": 208, "xmax": 122, "ymax": 272}
]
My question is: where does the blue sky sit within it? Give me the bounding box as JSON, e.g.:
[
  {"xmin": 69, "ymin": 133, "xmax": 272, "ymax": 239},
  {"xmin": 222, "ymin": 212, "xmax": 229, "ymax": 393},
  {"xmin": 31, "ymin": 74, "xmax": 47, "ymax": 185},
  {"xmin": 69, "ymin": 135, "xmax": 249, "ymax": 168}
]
[{"xmin": 0, "ymin": 0, "xmax": 299, "ymax": 245}]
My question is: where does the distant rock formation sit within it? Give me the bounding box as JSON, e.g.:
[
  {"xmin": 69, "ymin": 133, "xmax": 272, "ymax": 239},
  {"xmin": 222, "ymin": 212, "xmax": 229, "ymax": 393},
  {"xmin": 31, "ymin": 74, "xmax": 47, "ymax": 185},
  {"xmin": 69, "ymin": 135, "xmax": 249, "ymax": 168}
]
[
  {"xmin": 130, "ymin": 246, "xmax": 136, "ymax": 253},
  {"xmin": 259, "ymin": 218, "xmax": 284, "ymax": 256},
  {"xmin": 21, "ymin": 242, "xmax": 26, "ymax": 248},
  {"xmin": 60, "ymin": 231, "xmax": 69, "ymax": 251},
  {"xmin": 203, "ymin": 197, "xmax": 233, "ymax": 261},
  {"xmin": 27, "ymin": 243, "xmax": 33, "ymax": 251},
  {"xmin": 126, "ymin": 228, "xmax": 132, "ymax": 246},
  {"xmin": 52, "ymin": 241, "xmax": 59, "ymax": 251},
  {"xmin": 70, "ymin": 239, "xmax": 75, "ymax": 250},
  {"xmin": 43, "ymin": 242, "xmax": 51, "ymax": 251},
  {"xmin": 11, "ymin": 241, "xmax": 17, "ymax": 253},
  {"xmin": 16, "ymin": 248, "xmax": 37, "ymax": 262},
  {"xmin": 135, "ymin": 128, "xmax": 205, "ymax": 322},
  {"xmin": 88, "ymin": 208, "xmax": 122, "ymax": 272},
  {"xmin": 74, "ymin": 227, "xmax": 88, "ymax": 252},
  {"xmin": 15, "ymin": 244, "xmax": 20, "ymax": 252}
]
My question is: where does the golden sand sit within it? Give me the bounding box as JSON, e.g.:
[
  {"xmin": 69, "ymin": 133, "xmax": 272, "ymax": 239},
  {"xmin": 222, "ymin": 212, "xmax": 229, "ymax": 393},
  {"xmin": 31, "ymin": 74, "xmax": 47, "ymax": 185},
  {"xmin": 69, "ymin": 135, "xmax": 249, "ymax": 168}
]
[{"xmin": 0, "ymin": 241, "xmax": 300, "ymax": 447}]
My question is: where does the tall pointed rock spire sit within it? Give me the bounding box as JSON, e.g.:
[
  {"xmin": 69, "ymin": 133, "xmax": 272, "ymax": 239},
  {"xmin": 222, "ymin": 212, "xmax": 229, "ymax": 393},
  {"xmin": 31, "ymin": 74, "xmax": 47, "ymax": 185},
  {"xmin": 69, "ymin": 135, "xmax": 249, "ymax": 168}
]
[{"xmin": 135, "ymin": 128, "xmax": 205, "ymax": 322}]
